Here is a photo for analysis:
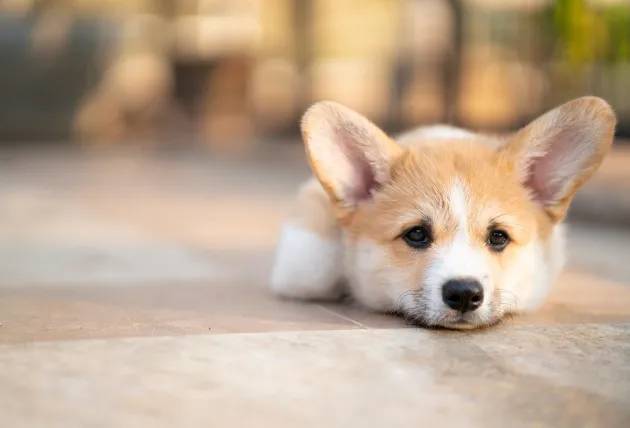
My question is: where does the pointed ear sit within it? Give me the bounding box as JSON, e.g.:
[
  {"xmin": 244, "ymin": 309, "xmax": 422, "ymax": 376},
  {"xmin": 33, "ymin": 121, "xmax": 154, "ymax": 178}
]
[
  {"xmin": 501, "ymin": 96, "xmax": 616, "ymax": 222},
  {"xmin": 301, "ymin": 101, "xmax": 403, "ymax": 211}
]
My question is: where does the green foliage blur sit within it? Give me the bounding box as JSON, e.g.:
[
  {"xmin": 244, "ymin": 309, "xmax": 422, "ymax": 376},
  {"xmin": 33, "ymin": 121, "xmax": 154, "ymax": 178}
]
[{"xmin": 544, "ymin": 0, "xmax": 630, "ymax": 66}]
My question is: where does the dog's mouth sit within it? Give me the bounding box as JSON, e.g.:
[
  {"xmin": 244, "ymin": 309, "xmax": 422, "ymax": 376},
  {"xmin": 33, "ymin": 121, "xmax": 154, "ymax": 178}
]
[
  {"xmin": 404, "ymin": 310, "xmax": 504, "ymax": 330},
  {"xmin": 440, "ymin": 318, "xmax": 501, "ymax": 330},
  {"xmin": 399, "ymin": 287, "xmax": 511, "ymax": 330}
]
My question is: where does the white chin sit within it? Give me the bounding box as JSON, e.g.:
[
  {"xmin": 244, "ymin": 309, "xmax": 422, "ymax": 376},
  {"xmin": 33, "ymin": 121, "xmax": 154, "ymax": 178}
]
[
  {"xmin": 440, "ymin": 320, "xmax": 485, "ymax": 330},
  {"xmin": 411, "ymin": 311, "xmax": 502, "ymax": 330}
]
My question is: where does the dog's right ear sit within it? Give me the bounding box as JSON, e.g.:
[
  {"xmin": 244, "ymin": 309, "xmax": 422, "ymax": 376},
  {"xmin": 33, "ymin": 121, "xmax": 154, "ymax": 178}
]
[{"xmin": 301, "ymin": 101, "xmax": 403, "ymax": 212}]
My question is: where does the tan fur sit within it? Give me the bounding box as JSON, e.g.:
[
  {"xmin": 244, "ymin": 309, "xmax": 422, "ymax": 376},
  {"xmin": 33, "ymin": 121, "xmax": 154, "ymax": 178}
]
[
  {"xmin": 273, "ymin": 97, "xmax": 616, "ymax": 329},
  {"xmin": 289, "ymin": 178, "xmax": 341, "ymax": 240}
]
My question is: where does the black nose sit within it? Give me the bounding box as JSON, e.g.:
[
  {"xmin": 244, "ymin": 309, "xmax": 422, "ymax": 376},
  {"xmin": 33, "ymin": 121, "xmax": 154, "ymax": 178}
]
[{"xmin": 442, "ymin": 279, "xmax": 484, "ymax": 313}]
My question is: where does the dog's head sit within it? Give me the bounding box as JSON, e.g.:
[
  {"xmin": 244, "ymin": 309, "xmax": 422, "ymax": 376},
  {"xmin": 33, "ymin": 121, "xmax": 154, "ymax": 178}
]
[{"xmin": 302, "ymin": 97, "xmax": 615, "ymax": 329}]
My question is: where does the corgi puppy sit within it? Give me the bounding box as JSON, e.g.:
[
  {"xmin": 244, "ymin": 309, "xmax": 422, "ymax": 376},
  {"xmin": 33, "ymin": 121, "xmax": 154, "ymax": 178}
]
[{"xmin": 271, "ymin": 97, "xmax": 615, "ymax": 329}]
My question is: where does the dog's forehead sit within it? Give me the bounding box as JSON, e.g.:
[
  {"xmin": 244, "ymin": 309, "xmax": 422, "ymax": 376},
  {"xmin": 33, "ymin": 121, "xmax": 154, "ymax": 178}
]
[
  {"xmin": 388, "ymin": 142, "xmax": 509, "ymax": 204},
  {"xmin": 376, "ymin": 140, "xmax": 537, "ymax": 234}
]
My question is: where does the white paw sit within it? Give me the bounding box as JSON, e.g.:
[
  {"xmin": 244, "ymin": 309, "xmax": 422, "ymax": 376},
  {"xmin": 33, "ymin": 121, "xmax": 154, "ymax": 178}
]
[{"xmin": 270, "ymin": 222, "xmax": 344, "ymax": 300}]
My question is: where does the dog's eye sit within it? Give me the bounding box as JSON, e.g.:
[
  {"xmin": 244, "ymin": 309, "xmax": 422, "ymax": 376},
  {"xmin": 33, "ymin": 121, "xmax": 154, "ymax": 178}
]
[
  {"xmin": 402, "ymin": 226, "xmax": 432, "ymax": 249},
  {"xmin": 487, "ymin": 229, "xmax": 510, "ymax": 251}
]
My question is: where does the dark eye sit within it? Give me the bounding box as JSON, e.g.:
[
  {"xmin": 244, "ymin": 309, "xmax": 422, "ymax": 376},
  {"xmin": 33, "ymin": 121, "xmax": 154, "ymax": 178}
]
[
  {"xmin": 487, "ymin": 229, "xmax": 510, "ymax": 252},
  {"xmin": 402, "ymin": 226, "xmax": 432, "ymax": 249}
]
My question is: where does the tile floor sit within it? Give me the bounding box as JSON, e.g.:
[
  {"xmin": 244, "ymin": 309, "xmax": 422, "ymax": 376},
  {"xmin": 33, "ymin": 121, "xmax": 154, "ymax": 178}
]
[{"xmin": 0, "ymin": 148, "xmax": 629, "ymax": 427}]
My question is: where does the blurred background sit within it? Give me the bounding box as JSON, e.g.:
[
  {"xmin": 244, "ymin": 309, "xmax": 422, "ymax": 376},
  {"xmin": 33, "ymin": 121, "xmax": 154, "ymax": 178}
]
[
  {"xmin": 0, "ymin": 0, "xmax": 629, "ymax": 147},
  {"xmin": 0, "ymin": 0, "xmax": 629, "ymax": 298}
]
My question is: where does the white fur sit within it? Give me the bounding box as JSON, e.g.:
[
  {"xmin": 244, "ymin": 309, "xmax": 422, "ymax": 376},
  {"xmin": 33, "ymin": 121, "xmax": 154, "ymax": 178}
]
[
  {"xmin": 423, "ymin": 180, "xmax": 494, "ymax": 321},
  {"xmin": 270, "ymin": 222, "xmax": 344, "ymax": 300},
  {"xmin": 345, "ymin": 235, "xmax": 413, "ymax": 313},
  {"xmin": 500, "ymin": 224, "xmax": 566, "ymax": 313},
  {"xmin": 396, "ymin": 125, "xmax": 476, "ymax": 147}
]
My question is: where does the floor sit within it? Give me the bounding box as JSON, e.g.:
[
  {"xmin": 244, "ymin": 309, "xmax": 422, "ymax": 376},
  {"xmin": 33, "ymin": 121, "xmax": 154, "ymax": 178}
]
[{"xmin": 1, "ymin": 147, "xmax": 630, "ymax": 427}]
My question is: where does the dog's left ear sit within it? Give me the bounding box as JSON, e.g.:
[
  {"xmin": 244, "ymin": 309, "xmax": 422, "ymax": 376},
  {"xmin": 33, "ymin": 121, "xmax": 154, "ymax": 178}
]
[{"xmin": 501, "ymin": 96, "xmax": 616, "ymax": 222}]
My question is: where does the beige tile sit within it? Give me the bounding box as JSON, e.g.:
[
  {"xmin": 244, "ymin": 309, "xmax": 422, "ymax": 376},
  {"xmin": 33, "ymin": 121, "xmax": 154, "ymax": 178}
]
[
  {"xmin": 83, "ymin": 193, "xmax": 291, "ymax": 252},
  {"xmin": 318, "ymin": 301, "xmax": 409, "ymax": 329},
  {"xmin": 0, "ymin": 148, "xmax": 628, "ymax": 427},
  {"xmin": 515, "ymin": 271, "xmax": 630, "ymax": 325},
  {"xmin": 3, "ymin": 269, "xmax": 630, "ymax": 344},
  {"xmin": 0, "ymin": 325, "xmax": 629, "ymax": 428},
  {"xmin": 0, "ymin": 282, "xmax": 361, "ymax": 344},
  {"xmin": 0, "ymin": 243, "xmax": 229, "ymax": 288}
]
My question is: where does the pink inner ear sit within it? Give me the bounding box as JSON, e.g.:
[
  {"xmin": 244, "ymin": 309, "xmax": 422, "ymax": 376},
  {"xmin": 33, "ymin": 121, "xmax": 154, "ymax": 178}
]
[
  {"xmin": 343, "ymin": 139, "xmax": 378, "ymax": 202},
  {"xmin": 525, "ymin": 155, "xmax": 557, "ymax": 203},
  {"xmin": 524, "ymin": 126, "xmax": 583, "ymax": 205}
]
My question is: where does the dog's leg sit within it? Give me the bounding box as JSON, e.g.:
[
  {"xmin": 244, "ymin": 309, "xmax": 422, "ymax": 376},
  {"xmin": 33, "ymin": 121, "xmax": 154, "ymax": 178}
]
[{"xmin": 270, "ymin": 178, "xmax": 345, "ymax": 300}]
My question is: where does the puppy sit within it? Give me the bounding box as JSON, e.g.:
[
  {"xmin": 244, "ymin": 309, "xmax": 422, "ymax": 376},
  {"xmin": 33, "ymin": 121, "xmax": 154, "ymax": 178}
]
[{"xmin": 271, "ymin": 97, "xmax": 615, "ymax": 329}]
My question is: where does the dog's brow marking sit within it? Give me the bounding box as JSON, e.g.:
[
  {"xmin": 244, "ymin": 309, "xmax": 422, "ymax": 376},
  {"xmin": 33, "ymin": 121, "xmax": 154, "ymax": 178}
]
[
  {"xmin": 423, "ymin": 178, "xmax": 492, "ymax": 317},
  {"xmin": 449, "ymin": 178, "xmax": 469, "ymax": 244},
  {"xmin": 442, "ymin": 178, "xmax": 490, "ymax": 283}
]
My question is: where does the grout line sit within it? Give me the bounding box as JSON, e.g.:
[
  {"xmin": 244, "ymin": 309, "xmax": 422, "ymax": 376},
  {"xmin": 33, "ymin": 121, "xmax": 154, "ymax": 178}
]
[{"xmin": 316, "ymin": 304, "xmax": 370, "ymax": 329}]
